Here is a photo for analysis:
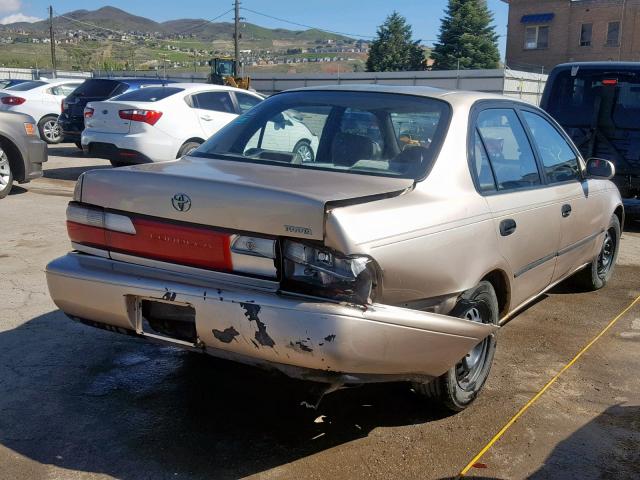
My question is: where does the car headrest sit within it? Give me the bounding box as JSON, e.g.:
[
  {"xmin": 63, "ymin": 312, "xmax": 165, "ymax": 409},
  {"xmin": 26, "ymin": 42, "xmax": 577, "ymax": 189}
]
[
  {"xmin": 390, "ymin": 146, "xmax": 431, "ymax": 176},
  {"xmin": 332, "ymin": 132, "xmax": 375, "ymax": 167}
]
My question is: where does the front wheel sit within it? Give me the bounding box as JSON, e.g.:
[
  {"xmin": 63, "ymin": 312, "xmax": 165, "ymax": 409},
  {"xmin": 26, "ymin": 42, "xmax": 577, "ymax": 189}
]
[
  {"xmin": 0, "ymin": 147, "xmax": 14, "ymax": 199},
  {"xmin": 413, "ymin": 281, "xmax": 499, "ymax": 412},
  {"xmin": 38, "ymin": 115, "xmax": 62, "ymax": 144},
  {"xmin": 574, "ymin": 214, "xmax": 620, "ymax": 291}
]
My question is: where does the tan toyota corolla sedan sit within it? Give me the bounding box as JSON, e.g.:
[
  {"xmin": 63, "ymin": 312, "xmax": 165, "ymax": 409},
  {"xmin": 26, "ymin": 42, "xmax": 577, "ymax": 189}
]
[{"xmin": 46, "ymin": 85, "xmax": 622, "ymax": 412}]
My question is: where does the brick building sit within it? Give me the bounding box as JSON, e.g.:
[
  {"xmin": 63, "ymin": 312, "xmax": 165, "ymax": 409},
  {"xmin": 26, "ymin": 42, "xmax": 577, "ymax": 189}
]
[{"xmin": 502, "ymin": 0, "xmax": 640, "ymax": 72}]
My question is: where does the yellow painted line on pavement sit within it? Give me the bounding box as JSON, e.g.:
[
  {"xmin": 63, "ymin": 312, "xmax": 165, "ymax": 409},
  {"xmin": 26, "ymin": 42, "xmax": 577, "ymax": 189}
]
[{"xmin": 459, "ymin": 293, "xmax": 640, "ymax": 477}]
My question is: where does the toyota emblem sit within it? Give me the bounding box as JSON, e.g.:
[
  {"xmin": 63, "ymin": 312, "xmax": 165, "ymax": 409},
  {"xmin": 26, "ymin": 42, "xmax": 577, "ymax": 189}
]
[{"xmin": 171, "ymin": 193, "xmax": 191, "ymax": 212}]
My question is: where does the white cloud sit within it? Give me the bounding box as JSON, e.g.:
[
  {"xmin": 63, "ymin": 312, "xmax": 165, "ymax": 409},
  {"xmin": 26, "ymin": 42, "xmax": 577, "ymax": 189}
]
[
  {"xmin": 0, "ymin": 0, "xmax": 21, "ymax": 14},
  {"xmin": 0, "ymin": 12, "xmax": 41, "ymax": 24}
]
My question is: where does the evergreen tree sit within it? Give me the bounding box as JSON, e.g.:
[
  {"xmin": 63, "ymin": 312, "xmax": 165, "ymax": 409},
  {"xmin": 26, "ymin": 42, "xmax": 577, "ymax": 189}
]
[
  {"xmin": 366, "ymin": 12, "xmax": 424, "ymax": 72},
  {"xmin": 431, "ymin": 0, "xmax": 500, "ymax": 70}
]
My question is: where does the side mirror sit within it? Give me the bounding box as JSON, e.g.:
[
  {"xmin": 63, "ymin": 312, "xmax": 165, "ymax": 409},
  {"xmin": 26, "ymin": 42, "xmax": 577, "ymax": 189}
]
[{"xmin": 586, "ymin": 158, "xmax": 615, "ymax": 180}]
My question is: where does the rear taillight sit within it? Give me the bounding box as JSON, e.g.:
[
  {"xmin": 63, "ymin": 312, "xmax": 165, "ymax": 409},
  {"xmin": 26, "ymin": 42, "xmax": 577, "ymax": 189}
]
[
  {"xmin": 84, "ymin": 107, "xmax": 94, "ymax": 119},
  {"xmin": 66, "ymin": 203, "xmax": 233, "ymax": 271},
  {"xmin": 118, "ymin": 109, "xmax": 163, "ymax": 125},
  {"xmin": 61, "ymin": 99, "xmax": 65, "ymax": 113},
  {"xmin": 1, "ymin": 96, "xmax": 26, "ymax": 105}
]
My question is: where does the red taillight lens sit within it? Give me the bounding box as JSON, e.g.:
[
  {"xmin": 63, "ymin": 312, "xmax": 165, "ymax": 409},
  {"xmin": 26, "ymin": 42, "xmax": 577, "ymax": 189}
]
[
  {"xmin": 602, "ymin": 78, "xmax": 618, "ymax": 86},
  {"xmin": 84, "ymin": 107, "xmax": 94, "ymax": 119},
  {"xmin": 66, "ymin": 203, "xmax": 233, "ymax": 271},
  {"xmin": 61, "ymin": 99, "xmax": 65, "ymax": 113},
  {"xmin": 1, "ymin": 96, "xmax": 26, "ymax": 105},
  {"xmin": 118, "ymin": 109, "xmax": 163, "ymax": 125}
]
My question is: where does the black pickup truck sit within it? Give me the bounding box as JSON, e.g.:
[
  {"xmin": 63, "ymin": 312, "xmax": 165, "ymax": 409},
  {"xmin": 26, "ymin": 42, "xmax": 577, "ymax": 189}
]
[{"xmin": 541, "ymin": 62, "xmax": 640, "ymax": 216}]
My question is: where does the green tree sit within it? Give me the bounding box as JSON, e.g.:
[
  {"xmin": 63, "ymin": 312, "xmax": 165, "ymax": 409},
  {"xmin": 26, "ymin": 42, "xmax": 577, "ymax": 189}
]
[
  {"xmin": 366, "ymin": 12, "xmax": 424, "ymax": 72},
  {"xmin": 431, "ymin": 0, "xmax": 500, "ymax": 70}
]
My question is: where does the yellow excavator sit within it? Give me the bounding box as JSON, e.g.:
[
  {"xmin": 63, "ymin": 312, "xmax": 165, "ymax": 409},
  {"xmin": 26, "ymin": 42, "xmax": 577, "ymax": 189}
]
[{"xmin": 207, "ymin": 57, "xmax": 251, "ymax": 90}]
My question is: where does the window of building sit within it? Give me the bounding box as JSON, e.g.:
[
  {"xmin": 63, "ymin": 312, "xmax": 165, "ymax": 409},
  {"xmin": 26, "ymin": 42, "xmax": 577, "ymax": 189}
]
[
  {"xmin": 525, "ymin": 25, "xmax": 549, "ymax": 49},
  {"xmin": 580, "ymin": 23, "xmax": 592, "ymax": 47},
  {"xmin": 606, "ymin": 21, "xmax": 621, "ymax": 47}
]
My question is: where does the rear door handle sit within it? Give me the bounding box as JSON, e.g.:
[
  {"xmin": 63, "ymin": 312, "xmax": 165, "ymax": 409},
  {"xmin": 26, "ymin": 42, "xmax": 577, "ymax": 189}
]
[
  {"xmin": 499, "ymin": 219, "xmax": 517, "ymax": 236},
  {"xmin": 561, "ymin": 204, "xmax": 572, "ymax": 217}
]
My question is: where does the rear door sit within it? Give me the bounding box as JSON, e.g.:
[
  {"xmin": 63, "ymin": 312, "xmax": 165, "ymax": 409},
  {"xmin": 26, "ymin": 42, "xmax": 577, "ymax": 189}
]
[
  {"xmin": 519, "ymin": 109, "xmax": 605, "ymax": 282},
  {"xmin": 190, "ymin": 90, "xmax": 237, "ymax": 137},
  {"xmin": 471, "ymin": 106, "xmax": 561, "ymax": 308}
]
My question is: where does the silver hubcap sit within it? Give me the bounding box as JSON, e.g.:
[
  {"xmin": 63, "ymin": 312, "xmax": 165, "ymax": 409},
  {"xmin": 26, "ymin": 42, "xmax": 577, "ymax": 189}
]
[
  {"xmin": 0, "ymin": 148, "xmax": 10, "ymax": 190},
  {"xmin": 294, "ymin": 143, "xmax": 313, "ymax": 162},
  {"xmin": 42, "ymin": 120, "xmax": 61, "ymax": 142}
]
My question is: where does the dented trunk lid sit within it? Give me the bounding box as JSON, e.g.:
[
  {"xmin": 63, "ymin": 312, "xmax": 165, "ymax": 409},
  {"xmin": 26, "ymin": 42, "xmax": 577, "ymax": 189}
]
[{"xmin": 80, "ymin": 156, "xmax": 413, "ymax": 240}]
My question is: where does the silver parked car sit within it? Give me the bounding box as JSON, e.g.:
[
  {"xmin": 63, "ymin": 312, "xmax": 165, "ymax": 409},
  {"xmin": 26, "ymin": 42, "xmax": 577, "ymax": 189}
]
[
  {"xmin": 0, "ymin": 110, "xmax": 48, "ymax": 198},
  {"xmin": 46, "ymin": 85, "xmax": 622, "ymax": 411}
]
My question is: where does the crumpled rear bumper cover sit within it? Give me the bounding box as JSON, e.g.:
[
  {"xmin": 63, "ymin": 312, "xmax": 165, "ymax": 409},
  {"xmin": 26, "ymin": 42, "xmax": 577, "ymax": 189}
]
[{"xmin": 45, "ymin": 253, "xmax": 498, "ymax": 384}]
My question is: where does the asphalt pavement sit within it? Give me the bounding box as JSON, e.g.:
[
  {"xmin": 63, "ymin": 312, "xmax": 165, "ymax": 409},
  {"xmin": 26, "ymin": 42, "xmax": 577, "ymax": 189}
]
[{"xmin": 0, "ymin": 144, "xmax": 638, "ymax": 480}]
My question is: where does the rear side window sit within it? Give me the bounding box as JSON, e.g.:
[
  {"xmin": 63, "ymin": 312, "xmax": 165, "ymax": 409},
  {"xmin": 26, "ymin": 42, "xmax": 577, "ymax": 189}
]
[
  {"xmin": 472, "ymin": 130, "xmax": 497, "ymax": 192},
  {"xmin": 49, "ymin": 83, "xmax": 80, "ymax": 96},
  {"xmin": 521, "ymin": 111, "xmax": 581, "ymax": 183},
  {"xmin": 70, "ymin": 79, "xmax": 123, "ymax": 98},
  {"xmin": 191, "ymin": 91, "xmax": 235, "ymax": 113},
  {"xmin": 114, "ymin": 87, "xmax": 184, "ymax": 102},
  {"xmin": 6, "ymin": 81, "xmax": 46, "ymax": 91},
  {"xmin": 476, "ymin": 109, "xmax": 541, "ymax": 190},
  {"xmin": 235, "ymin": 92, "xmax": 262, "ymax": 113}
]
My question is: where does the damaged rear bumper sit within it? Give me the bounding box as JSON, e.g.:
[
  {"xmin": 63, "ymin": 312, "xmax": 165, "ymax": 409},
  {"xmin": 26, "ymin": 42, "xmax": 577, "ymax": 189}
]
[{"xmin": 45, "ymin": 253, "xmax": 498, "ymax": 384}]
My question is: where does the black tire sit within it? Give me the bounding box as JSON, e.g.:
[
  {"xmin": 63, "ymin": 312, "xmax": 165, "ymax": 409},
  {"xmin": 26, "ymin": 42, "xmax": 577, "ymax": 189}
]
[
  {"xmin": 293, "ymin": 140, "xmax": 315, "ymax": 163},
  {"xmin": 413, "ymin": 281, "xmax": 499, "ymax": 412},
  {"xmin": 177, "ymin": 141, "xmax": 202, "ymax": 158},
  {"xmin": 74, "ymin": 141, "xmax": 83, "ymax": 150},
  {"xmin": 0, "ymin": 146, "xmax": 14, "ymax": 199},
  {"xmin": 574, "ymin": 214, "xmax": 621, "ymax": 291},
  {"xmin": 38, "ymin": 115, "xmax": 62, "ymax": 144}
]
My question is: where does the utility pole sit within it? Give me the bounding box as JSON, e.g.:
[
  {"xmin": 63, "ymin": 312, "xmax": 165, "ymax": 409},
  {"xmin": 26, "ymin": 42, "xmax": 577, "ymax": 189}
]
[
  {"xmin": 234, "ymin": 0, "xmax": 241, "ymax": 70},
  {"xmin": 48, "ymin": 5, "xmax": 57, "ymax": 78}
]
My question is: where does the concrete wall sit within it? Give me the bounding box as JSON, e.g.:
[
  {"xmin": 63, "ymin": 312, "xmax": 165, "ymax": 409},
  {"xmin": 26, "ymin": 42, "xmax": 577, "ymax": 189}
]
[
  {"xmin": 0, "ymin": 66, "xmax": 548, "ymax": 105},
  {"xmin": 102, "ymin": 69, "xmax": 549, "ymax": 105}
]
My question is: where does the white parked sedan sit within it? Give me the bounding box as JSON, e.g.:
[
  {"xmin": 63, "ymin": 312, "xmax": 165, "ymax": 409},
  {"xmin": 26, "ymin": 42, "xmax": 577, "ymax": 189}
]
[
  {"xmin": 0, "ymin": 79, "xmax": 83, "ymax": 143},
  {"xmin": 81, "ymin": 83, "xmax": 319, "ymax": 166}
]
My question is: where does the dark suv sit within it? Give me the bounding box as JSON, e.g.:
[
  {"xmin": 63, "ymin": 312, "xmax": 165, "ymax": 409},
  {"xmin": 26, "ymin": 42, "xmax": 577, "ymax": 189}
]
[
  {"xmin": 59, "ymin": 78, "xmax": 172, "ymax": 147},
  {"xmin": 541, "ymin": 62, "xmax": 640, "ymax": 215}
]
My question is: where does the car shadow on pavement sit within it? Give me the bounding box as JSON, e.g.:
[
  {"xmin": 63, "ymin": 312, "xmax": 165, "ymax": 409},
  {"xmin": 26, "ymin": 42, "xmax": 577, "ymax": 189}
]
[
  {"xmin": 43, "ymin": 165, "xmax": 111, "ymax": 182},
  {"xmin": 46, "ymin": 144, "xmax": 86, "ymax": 158},
  {"xmin": 0, "ymin": 310, "xmax": 449, "ymax": 480}
]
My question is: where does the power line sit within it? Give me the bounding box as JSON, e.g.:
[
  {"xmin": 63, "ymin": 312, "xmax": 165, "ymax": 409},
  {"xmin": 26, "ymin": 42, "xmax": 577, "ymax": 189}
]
[{"xmin": 240, "ymin": 7, "xmax": 375, "ymax": 39}]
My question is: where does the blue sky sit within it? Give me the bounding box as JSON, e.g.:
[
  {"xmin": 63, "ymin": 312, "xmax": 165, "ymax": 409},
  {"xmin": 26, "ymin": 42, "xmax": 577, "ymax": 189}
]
[{"xmin": 2, "ymin": 0, "xmax": 509, "ymax": 57}]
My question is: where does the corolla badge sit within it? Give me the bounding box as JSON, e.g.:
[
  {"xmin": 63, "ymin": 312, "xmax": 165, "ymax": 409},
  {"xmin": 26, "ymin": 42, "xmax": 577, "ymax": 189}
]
[{"xmin": 171, "ymin": 193, "xmax": 192, "ymax": 212}]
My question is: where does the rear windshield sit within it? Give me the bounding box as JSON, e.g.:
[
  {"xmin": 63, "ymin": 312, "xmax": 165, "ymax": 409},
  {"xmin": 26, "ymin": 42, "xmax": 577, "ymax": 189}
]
[
  {"xmin": 195, "ymin": 90, "xmax": 451, "ymax": 180},
  {"xmin": 546, "ymin": 68, "xmax": 640, "ymax": 130},
  {"xmin": 113, "ymin": 87, "xmax": 184, "ymax": 102},
  {"xmin": 6, "ymin": 80, "xmax": 47, "ymax": 91},
  {"xmin": 69, "ymin": 79, "xmax": 124, "ymax": 98}
]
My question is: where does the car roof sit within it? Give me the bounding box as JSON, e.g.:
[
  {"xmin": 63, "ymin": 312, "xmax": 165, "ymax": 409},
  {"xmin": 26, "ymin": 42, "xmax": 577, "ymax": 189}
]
[
  {"xmin": 282, "ymin": 83, "xmax": 514, "ymax": 108},
  {"xmin": 90, "ymin": 77, "xmax": 174, "ymax": 85},
  {"xmin": 551, "ymin": 61, "xmax": 640, "ymax": 72}
]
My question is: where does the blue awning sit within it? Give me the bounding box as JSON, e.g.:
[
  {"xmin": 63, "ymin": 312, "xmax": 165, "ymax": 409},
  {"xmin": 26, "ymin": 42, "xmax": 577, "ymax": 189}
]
[{"xmin": 521, "ymin": 13, "xmax": 554, "ymax": 24}]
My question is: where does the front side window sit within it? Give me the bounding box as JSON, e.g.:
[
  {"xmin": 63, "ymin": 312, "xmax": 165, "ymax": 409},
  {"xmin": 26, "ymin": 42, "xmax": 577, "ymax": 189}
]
[
  {"xmin": 580, "ymin": 23, "xmax": 592, "ymax": 47},
  {"xmin": 192, "ymin": 91, "xmax": 235, "ymax": 113},
  {"xmin": 607, "ymin": 21, "xmax": 621, "ymax": 46},
  {"xmin": 476, "ymin": 109, "xmax": 541, "ymax": 190},
  {"xmin": 195, "ymin": 90, "xmax": 451, "ymax": 180},
  {"xmin": 522, "ymin": 111, "xmax": 580, "ymax": 183},
  {"xmin": 525, "ymin": 25, "xmax": 549, "ymax": 49}
]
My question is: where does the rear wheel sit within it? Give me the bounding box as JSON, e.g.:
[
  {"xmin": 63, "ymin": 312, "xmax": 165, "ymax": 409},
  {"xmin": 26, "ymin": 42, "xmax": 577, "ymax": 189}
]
[
  {"xmin": 38, "ymin": 115, "xmax": 62, "ymax": 144},
  {"xmin": 177, "ymin": 141, "xmax": 202, "ymax": 158},
  {"xmin": 0, "ymin": 147, "xmax": 14, "ymax": 199},
  {"xmin": 574, "ymin": 214, "xmax": 620, "ymax": 291},
  {"xmin": 413, "ymin": 281, "xmax": 499, "ymax": 412},
  {"xmin": 293, "ymin": 140, "xmax": 314, "ymax": 163}
]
